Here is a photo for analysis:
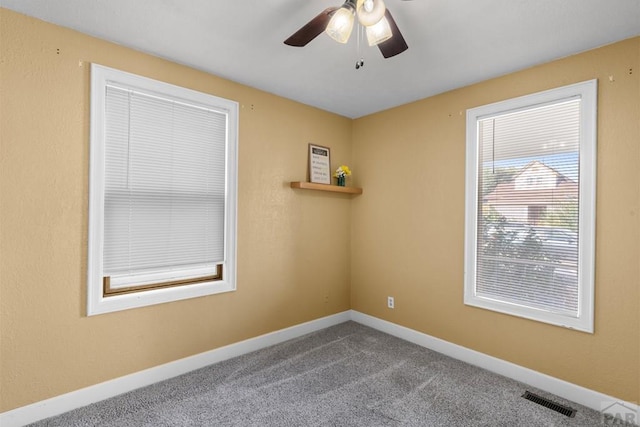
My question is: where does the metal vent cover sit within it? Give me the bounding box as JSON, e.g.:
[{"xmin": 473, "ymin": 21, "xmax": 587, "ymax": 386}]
[{"xmin": 522, "ymin": 391, "xmax": 577, "ymax": 418}]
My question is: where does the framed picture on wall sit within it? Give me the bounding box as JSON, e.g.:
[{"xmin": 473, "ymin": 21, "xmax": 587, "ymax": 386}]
[{"xmin": 308, "ymin": 143, "xmax": 331, "ymax": 184}]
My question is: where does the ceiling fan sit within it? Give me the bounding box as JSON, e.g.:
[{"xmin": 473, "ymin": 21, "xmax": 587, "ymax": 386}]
[{"xmin": 284, "ymin": 0, "xmax": 410, "ymax": 59}]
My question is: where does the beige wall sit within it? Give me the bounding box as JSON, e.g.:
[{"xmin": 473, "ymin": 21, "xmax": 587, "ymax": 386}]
[
  {"xmin": 1, "ymin": 7, "xmax": 638, "ymax": 414},
  {"xmin": 0, "ymin": 9, "xmax": 353, "ymax": 412},
  {"xmin": 351, "ymin": 37, "xmax": 640, "ymax": 402}
]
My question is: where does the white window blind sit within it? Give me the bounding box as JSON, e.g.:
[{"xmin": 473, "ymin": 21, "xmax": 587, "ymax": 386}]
[
  {"xmin": 476, "ymin": 100, "xmax": 580, "ymax": 314},
  {"xmin": 103, "ymin": 86, "xmax": 227, "ymax": 289},
  {"xmin": 465, "ymin": 80, "xmax": 596, "ymax": 332}
]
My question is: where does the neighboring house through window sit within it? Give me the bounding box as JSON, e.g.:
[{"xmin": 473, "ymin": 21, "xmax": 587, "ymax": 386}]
[
  {"xmin": 464, "ymin": 80, "xmax": 597, "ymax": 332},
  {"xmin": 87, "ymin": 64, "xmax": 238, "ymax": 316},
  {"xmin": 484, "ymin": 160, "xmax": 578, "ymax": 226}
]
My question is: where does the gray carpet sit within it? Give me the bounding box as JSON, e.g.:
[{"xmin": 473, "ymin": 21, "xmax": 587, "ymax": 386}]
[{"xmin": 29, "ymin": 322, "xmax": 612, "ymax": 426}]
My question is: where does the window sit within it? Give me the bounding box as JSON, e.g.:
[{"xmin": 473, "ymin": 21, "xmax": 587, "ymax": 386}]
[
  {"xmin": 464, "ymin": 80, "xmax": 597, "ymax": 332},
  {"xmin": 88, "ymin": 64, "xmax": 238, "ymax": 315}
]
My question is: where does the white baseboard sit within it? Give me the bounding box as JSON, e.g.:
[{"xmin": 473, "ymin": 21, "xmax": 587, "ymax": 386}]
[
  {"xmin": 3, "ymin": 310, "xmax": 637, "ymax": 427},
  {"xmin": 350, "ymin": 310, "xmax": 639, "ymax": 425},
  {"xmin": 0, "ymin": 311, "xmax": 351, "ymax": 427}
]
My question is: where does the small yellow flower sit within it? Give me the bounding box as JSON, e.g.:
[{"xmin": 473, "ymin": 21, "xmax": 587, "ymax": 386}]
[{"xmin": 334, "ymin": 165, "xmax": 352, "ymax": 178}]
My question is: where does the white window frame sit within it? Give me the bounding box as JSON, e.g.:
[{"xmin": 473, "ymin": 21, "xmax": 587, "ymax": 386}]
[
  {"xmin": 464, "ymin": 80, "xmax": 597, "ymax": 333},
  {"xmin": 87, "ymin": 64, "xmax": 238, "ymax": 316}
]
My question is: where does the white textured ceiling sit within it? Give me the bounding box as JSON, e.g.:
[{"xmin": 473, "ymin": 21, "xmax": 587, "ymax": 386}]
[{"xmin": 2, "ymin": 0, "xmax": 639, "ymax": 118}]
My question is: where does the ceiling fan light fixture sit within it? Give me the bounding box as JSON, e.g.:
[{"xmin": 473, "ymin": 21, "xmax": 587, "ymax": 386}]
[
  {"xmin": 283, "ymin": 0, "xmax": 408, "ymax": 59},
  {"xmin": 357, "ymin": 0, "xmax": 386, "ymax": 27},
  {"xmin": 366, "ymin": 15, "xmax": 392, "ymax": 46},
  {"xmin": 325, "ymin": 3, "xmax": 356, "ymax": 44}
]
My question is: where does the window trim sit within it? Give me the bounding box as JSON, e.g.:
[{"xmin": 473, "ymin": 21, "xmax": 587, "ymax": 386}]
[
  {"xmin": 87, "ymin": 64, "xmax": 238, "ymax": 316},
  {"xmin": 464, "ymin": 80, "xmax": 597, "ymax": 333}
]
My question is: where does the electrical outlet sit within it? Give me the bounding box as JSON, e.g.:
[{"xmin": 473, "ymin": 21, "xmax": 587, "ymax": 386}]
[{"xmin": 387, "ymin": 296, "xmax": 394, "ymax": 309}]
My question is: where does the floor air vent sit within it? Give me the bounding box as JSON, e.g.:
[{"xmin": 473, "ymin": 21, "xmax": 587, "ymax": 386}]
[{"xmin": 522, "ymin": 391, "xmax": 577, "ymax": 418}]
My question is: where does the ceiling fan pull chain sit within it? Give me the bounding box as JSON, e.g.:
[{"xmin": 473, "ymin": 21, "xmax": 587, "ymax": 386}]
[{"xmin": 355, "ymin": 23, "xmax": 364, "ymax": 70}]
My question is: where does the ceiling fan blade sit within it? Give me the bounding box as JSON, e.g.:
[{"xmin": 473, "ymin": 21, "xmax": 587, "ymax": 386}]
[
  {"xmin": 377, "ymin": 9, "xmax": 408, "ymax": 58},
  {"xmin": 284, "ymin": 7, "xmax": 338, "ymax": 47}
]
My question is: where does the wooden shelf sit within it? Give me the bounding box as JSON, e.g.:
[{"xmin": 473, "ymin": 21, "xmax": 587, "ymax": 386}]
[{"xmin": 290, "ymin": 181, "xmax": 363, "ymax": 195}]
